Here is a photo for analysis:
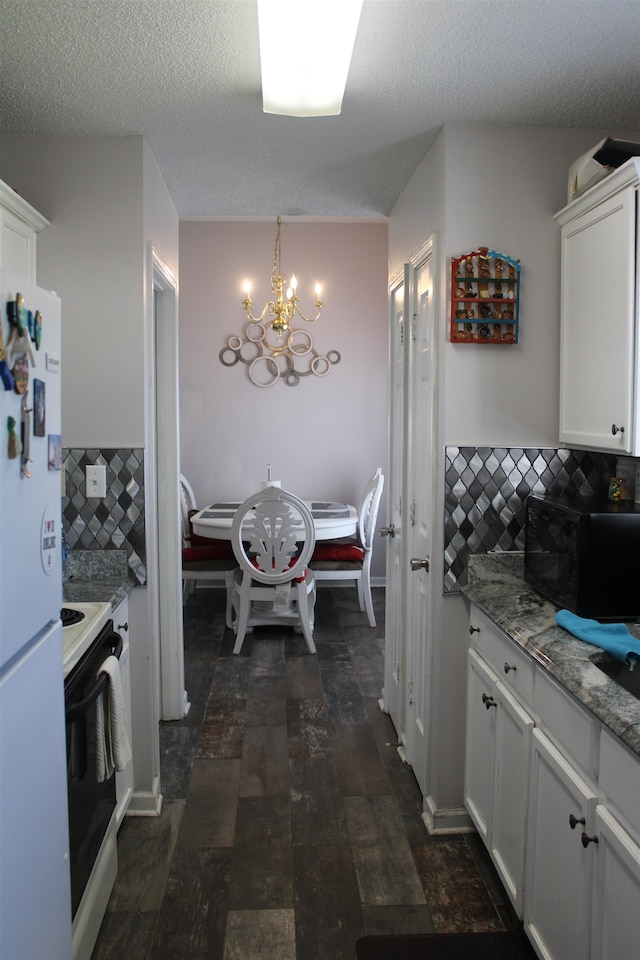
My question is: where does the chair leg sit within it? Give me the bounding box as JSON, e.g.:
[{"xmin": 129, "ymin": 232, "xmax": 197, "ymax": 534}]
[
  {"xmin": 232, "ymin": 576, "xmax": 251, "ymax": 655},
  {"xmin": 361, "ymin": 570, "xmax": 376, "ymax": 628},
  {"xmin": 224, "ymin": 570, "xmax": 235, "ymax": 628},
  {"xmin": 296, "ymin": 581, "xmax": 316, "ymax": 655},
  {"xmin": 356, "ymin": 578, "xmax": 365, "ymax": 613}
]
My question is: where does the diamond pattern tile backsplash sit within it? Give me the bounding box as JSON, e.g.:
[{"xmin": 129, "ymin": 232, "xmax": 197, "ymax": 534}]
[
  {"xmin": 444, "ymin": 446, "xmax": 618, "ymax": 592},
  {"xmin": 62, "ymin": 448, "xmax": 146, "ymax": 584}
]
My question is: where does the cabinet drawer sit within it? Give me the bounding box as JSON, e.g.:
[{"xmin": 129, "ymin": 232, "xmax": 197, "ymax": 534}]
[
  {"xmin": 469, "ymin": 606, "xmax": 534, "ymax": 703},
  {"xmin": 534, "ymin": 668, "xmax": 597, "ymax": 776},
  {"xmin": 599, "ymin": 728, "xmax": 640, "ymax": 839}
]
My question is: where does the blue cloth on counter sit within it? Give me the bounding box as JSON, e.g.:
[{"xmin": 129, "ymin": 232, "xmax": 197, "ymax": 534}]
[{"xmin": 555, "ymin": 609, "xmax": 640, "ymax": 666}]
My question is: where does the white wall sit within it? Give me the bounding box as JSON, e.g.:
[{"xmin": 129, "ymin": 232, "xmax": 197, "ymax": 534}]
[
  {"xmin": 178, "ymin": 218, "xmax": 390, "ymax": 578},
  {"xmin": 1, "ymin": 138, "xmax": 142, "ymax": 444},
  {"xmin": 388, "ymin": 122, "xmax": 640, "ymax": 820},
  {"xmin": 0, "ymin": 134, "xmax": 179, "ymax": 808}
]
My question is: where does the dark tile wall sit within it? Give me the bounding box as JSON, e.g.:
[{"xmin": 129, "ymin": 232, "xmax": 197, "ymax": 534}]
[
  {"xmin": 62, "ymin": 447, "xmax": 146, "ymax": 584},
  {"xmin": 443, "ymin": 446, "xmax": 617, "ymax": 592}
]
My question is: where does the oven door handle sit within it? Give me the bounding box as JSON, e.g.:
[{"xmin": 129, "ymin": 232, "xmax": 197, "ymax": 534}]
[{"xmin": 65, "ymin": 632, "xmax": 124, "ymax": 724}]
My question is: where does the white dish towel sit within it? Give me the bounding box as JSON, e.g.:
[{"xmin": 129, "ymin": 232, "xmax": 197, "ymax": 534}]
[{"xmin": 95, "ymin": 654, "xmax": 133, "ymax": 782}]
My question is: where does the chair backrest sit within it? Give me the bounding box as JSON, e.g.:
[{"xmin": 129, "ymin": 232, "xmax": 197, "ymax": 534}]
[
  {"xmin": 179, "ymin": 473, "xmax": 197, "ymax": 544},
  {"xmin": 358, "ymin": 468, "xmax": 385, "ymax": 551},
  {"xmin": 231, "ymin": 487, "xmax": 316, "ymax": 585}
]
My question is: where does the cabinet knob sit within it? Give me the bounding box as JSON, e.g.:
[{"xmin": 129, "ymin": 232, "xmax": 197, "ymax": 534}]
[
  {"xmin": 569, "ymin": 814, "xmax": 585, "ymax": 830},
  {"xmin": 118, "ymin": 621, "xmax": 129, "ymax": 632},
  {"xmin": 611, "ymin": 423, "xmax": 625, "ymax": 436},
  {"xmin": 410, "ymin": 557, "xmax": 430, "ymax": 572},
  {"xmin": 581, "ymin": 832, "xmax": 599, "ymax": 848},
  {"xmin": 481, "ymin": 692, "xmax": 497, "ymax": 709},
  {"xmin": 504, "ymin": 662, "xmax": 517, "ymax": 674},
  {"xmin": 380, "ymin": 524, "xmax": 395, "ymax": 538},
  {"xmin": 469, "ymin": 625, "xmax": 480, "ymax": 635}
]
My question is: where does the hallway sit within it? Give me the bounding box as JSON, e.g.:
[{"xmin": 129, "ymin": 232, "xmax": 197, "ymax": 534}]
[{"xmin": 92, "ymin": 587, "xmax": 522, "ymax": 959}]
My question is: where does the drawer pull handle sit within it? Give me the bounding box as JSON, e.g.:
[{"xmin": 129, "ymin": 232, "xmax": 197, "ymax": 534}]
[
  {"xmin": 503, "ymin": 662, "xmax": 517, "ymax": 674},
  {"xmin": 469, "ymin": 625, "xmax": 480, "ymax": 635},
  {"xmin": 569, "ymin": 814, "xmax": 585, "ymax": 830},
  {"xmin": 481, "ymin": 692, "xmax": 497, "ymax": 709},
  {"xmin": 581, "ymin": 832, "xmax": 599, "ymax": 848}
]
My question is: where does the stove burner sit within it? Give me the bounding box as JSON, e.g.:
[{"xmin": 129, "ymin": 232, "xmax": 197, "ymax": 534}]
[{"xmin": 61, "ymin": 607, "xmax": 85, "ymax": 628}]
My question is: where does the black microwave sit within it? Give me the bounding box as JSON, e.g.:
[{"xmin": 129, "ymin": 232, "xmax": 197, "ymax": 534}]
[{"xmin": 524, "ymin": 493, "xmax": 640, "ymax": 621}]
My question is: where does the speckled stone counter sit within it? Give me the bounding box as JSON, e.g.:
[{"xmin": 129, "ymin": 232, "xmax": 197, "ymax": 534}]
[
  {"xmin": 63, "ymin": 549, "xmax": 133, "ymax": 610},
  {"xmin": 462, "ymin": 553, "xmax": 640, "ymax": 758}
]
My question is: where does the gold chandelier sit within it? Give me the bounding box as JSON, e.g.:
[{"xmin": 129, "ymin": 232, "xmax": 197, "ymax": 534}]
[{"xmin": 242, "ymin": 217, "xmax": 324, "ymax": 341}]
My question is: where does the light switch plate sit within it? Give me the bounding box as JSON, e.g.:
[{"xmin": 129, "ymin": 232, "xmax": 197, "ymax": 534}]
[{"xmin": 86, "ymin": 464, "xmax": 107, "ymax": 498}]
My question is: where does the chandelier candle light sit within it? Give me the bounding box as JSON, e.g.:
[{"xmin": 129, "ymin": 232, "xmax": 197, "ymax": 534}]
[{"xmin": 242, "ymin": 217, "xmax": 323, "ymax": 341}]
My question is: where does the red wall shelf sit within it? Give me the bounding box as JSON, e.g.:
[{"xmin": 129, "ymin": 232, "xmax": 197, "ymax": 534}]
[{"xmin": 450, "ymin": 247, "xmax": 521, "ymax": 344}]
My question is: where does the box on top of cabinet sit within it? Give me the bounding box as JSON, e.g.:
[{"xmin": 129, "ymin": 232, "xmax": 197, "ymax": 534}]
[{"xmin": 568, "ymin": 137, "xmax": 640, "ymax": 202}]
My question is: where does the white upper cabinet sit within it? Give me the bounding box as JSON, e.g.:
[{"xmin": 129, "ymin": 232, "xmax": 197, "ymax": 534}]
[
  {"xmin": 555, "ymin": 159, "xmax": 640, "ymax": 455},
  {"xmin": 0, "ymin": 179, "xmax": 50, "ymax": 281}
]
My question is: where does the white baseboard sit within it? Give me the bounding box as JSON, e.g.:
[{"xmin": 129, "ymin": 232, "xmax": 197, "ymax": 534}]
[
  {"xmin": 422, "ymin": 796, "xmax": 475, "ymax": 835},
  {"xmin": 126, "ymin": 778, "xmax": 163, "ymax": 817}
]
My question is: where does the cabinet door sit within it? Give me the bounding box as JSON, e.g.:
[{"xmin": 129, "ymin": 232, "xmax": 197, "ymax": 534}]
[
  {"xmin": 491, "ymin": 680, "xmax": 534, "ymax": 917},
  {"xmin": 559, "ymin": 186, "xmax": 637, "ymax": 453},
  {"xmin": 464, "ymin": 649, "xmax": 498, "ymax": 844},
  {"xmin": 525, "ymin": 729, "xmax": 597, "ymax": 960},
  {"xmin": 113, "ymin": 597, "xmax": 134, "ymax": 827},
  {"xmin": 590, "ymin": 805, "xmax": 640, "ymax": 960}
]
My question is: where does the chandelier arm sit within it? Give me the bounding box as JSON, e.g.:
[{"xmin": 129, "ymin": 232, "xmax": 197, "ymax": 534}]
[
  {"xmin": 292, "ymin": 302, "xmax": 324, "ymax": 324},
  {"xmin": 244, "ymin": 300, "xmax": 278, "ymax": 324}
]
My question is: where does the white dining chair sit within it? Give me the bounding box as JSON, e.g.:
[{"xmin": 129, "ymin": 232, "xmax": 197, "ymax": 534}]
[
  {"xmin": 180, "ymin": 474, "xmax": 235, "ymax": 625},
  {"xmin": 308, "ymin": 467, "xmax": 384, "ymax": 627},
  {"xmin": 229, "ymin": 487, "xmax": 317, "ymax": 655}
]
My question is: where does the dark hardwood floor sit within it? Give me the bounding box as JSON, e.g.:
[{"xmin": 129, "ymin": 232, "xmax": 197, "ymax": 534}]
[{"xmin": 92, "ymin": 586, "xmax": 521, "ymax": 960}]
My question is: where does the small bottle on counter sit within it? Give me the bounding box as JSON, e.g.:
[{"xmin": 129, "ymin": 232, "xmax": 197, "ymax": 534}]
[{"xmin": 615, "ymin": 457, "xmax": 636, "ymax": 501}]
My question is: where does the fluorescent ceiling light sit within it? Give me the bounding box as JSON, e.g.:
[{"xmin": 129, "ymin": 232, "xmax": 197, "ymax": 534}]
[{"xmin": 257, "ymin": 0, "xmax": 363, "ymax": 117}]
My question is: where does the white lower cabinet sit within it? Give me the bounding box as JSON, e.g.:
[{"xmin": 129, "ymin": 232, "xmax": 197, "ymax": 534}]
[
  {"xmin": 113, "ymin": 596, "xmax": 134, "ymax": 827},
  {"xmin": 465, "ymin": 649, "xmax": 497, "ymax": 845},
  {"xmin": 465, "ymin": 603, "xmax": 640, "ymax": 960},
  {"xmin": 465, "ymin": 647, "xmax": 533, "ymax": 915},
  {"xmin": 590, "ymin": 805, "xmax": 640, "ymax": 960},
  {"xmin": 491, "ymin": 679, "xmax": 533, "ymax": 916},
  {"xmin": 525, "ymin": 728, "xmax": 597, "ymax": 960}
]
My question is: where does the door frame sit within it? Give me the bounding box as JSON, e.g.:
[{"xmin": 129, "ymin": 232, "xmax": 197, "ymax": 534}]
[{"xmin": 146, "ymin": 244, "xmax": 185, "ymax": 721}]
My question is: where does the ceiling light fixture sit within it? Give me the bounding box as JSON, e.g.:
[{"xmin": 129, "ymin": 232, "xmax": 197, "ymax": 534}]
[
  {"xmin": 242, "ymin": 217, "xmax": 323, "ymax": 341},
  {"xmin": 257, "ymin": 0, "xmax": 363, "ymax": 117}
]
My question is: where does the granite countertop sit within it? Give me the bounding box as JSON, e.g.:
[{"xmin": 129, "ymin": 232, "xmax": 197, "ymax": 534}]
[
  {"xmin": 62, "ymin": 549, "xmax": 134, "ymax": 611},
  {"xmin": 462, "ymin": 553, "xmax": 640, "ymax": 758}
]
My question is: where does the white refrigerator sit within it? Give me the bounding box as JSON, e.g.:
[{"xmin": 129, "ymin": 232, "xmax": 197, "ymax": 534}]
[{"xmin": 0, "ymin": 270, "xmax": 73, "ymax": 959}]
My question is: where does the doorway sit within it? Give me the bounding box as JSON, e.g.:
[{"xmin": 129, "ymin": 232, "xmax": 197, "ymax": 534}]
[{"xmin": 148, "ymin": 246, "xmax": 185, "ymax": 721}]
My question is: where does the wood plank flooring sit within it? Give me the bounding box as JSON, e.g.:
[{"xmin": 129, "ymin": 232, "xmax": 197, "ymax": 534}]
[{"xmin": 91, "ymin": 587, "xmax": 523, "ymax": 960}]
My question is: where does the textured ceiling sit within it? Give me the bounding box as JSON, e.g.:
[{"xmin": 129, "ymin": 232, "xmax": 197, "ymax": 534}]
[{"xmin": 1, "ymin": 1, "xmax": 639, "ymax": 218}]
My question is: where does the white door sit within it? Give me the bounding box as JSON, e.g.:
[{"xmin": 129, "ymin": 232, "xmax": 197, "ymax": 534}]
[
  {"xmin": 404, "ymin": 241, "xmax": 435, "ymax": 793},
  {"xmin": 382, "ymin": 269, "xmax": 408, "ymax": 740},
  {"xmin": 525, "ymin": 728, "xmax": 597, "ymax": 960},
  {"xmin": 491, "ymin": 680, "xmax": 534, "ymax": 916},
  {"xmin": 559, "ymin": 186, "xmax": 637, "ymax": 453},
  {"xmin": 590, "ymin": 804, "xmax": 640, "ymax": 960}
]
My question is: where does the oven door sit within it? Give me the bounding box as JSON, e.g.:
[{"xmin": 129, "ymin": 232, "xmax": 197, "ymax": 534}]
[{"xmin": 64, "ymin": 622, "xmax": 122, "ymax": 919}]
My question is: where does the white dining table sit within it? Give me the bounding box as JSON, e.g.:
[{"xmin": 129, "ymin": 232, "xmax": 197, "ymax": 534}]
[{"xmin": 191, "ymin": 500, "xmax": 358, "ymax": 541}]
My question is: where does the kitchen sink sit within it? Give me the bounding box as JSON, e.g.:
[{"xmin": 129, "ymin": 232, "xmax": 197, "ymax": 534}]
[{"xmin": 594, "ymin": 657, "xmax": 640, "ymax": 700}]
